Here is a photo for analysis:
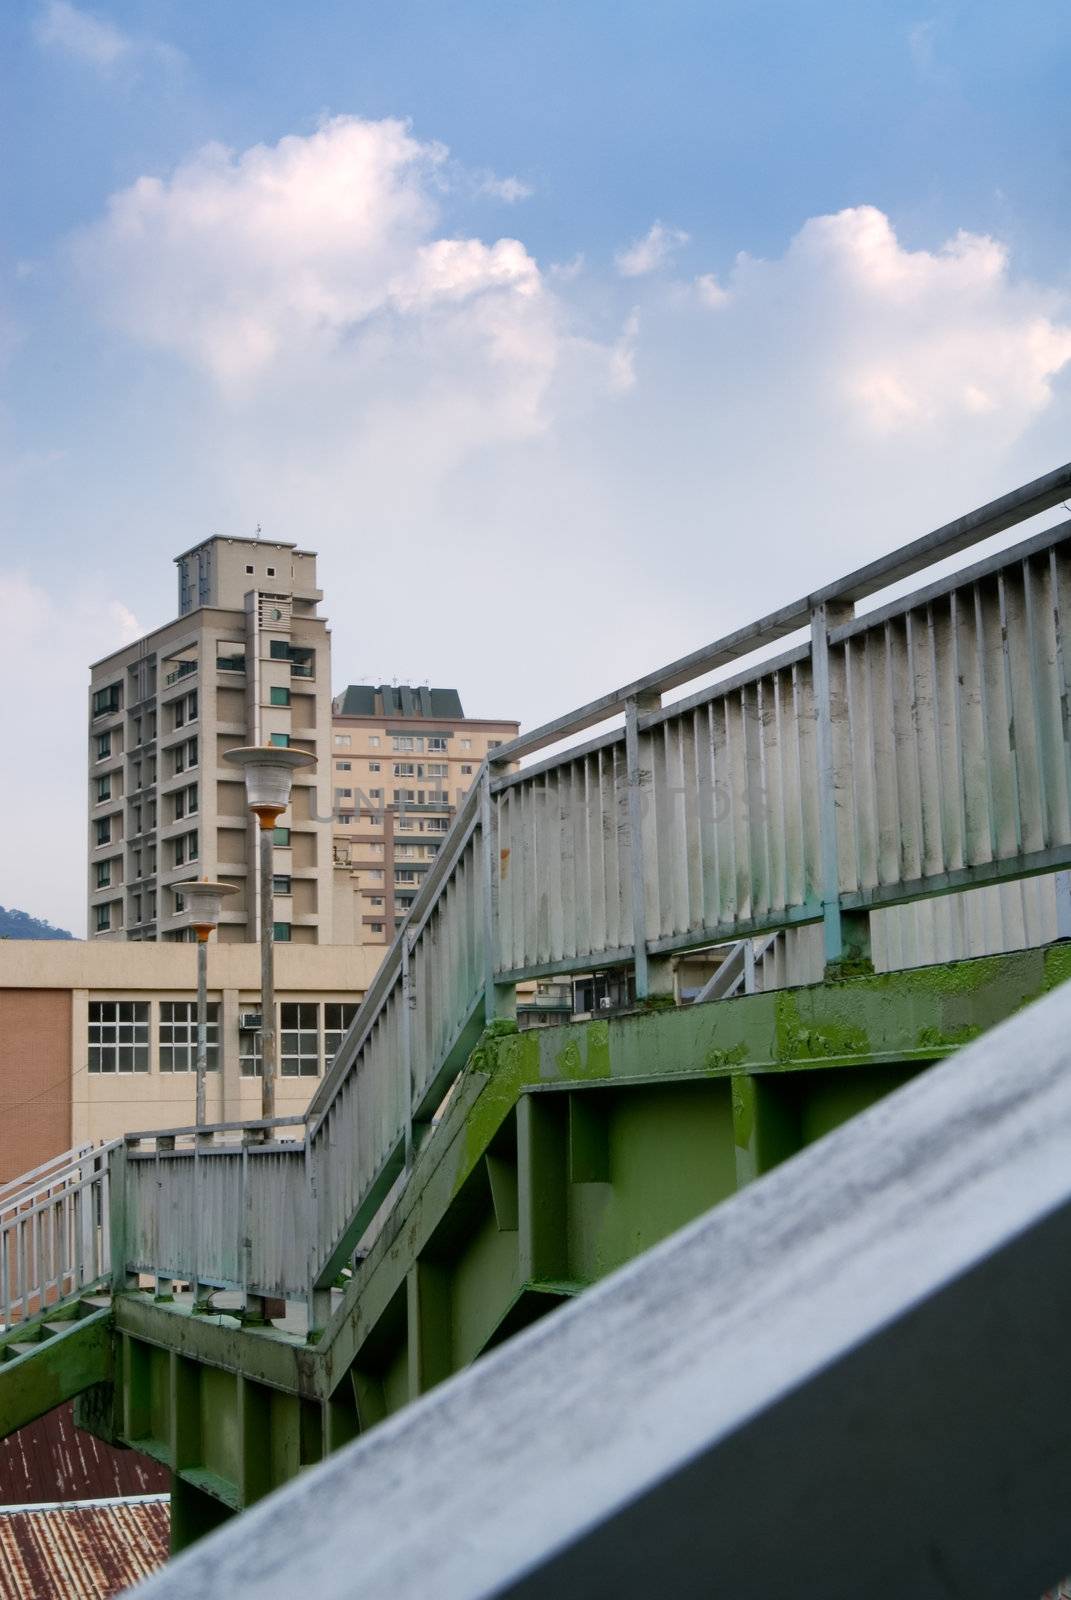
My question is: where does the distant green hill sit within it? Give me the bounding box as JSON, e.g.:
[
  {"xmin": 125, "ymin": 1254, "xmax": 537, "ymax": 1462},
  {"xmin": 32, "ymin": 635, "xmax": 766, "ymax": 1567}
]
[{"xmin": 0, "ymin": 906, "xmax": 75, "ymax": 941}]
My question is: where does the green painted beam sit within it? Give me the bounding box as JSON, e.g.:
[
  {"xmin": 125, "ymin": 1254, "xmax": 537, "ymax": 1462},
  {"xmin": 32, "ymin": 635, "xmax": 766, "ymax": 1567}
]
[
  {"xmin": 0, "ymin": 1308, "xmax": 112, "ymax": 1435},
  {"xmin": 84, "ymin": 945, "xmax": 1071, "ymax": 1534}
]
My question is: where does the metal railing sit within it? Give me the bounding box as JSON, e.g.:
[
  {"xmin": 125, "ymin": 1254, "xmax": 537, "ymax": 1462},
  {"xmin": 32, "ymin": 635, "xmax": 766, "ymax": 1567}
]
[
  {"xmin": 0, "ymin": 1144, "xmax": 117, "ymax": 1326},
  {"xmin": 120, "ymin": 463, "xmax": 1071, "ymax": 1316}
]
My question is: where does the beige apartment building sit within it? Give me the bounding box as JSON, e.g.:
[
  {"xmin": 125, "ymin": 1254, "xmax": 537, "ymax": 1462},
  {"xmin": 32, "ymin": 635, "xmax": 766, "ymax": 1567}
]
[
  {"xmin": 87, "ymin": 537, "xmax": 334, "ymax": 945},
  {"xmin": 0, "ymin": 940, "xmax": 382, "ymax": 1172},
  {"xmin": 330, "ymin": 685, "xmax": 519, "ymax": 945}
]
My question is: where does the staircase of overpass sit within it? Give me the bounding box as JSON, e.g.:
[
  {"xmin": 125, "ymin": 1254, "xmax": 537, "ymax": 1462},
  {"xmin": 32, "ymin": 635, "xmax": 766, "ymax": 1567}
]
[{"xmin": 4, "ymin": 462, "xmax": 1071, "ymax": 1572}]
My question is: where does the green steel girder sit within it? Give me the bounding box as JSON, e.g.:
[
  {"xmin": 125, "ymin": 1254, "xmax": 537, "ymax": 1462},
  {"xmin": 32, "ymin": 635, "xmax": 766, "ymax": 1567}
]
[
  {"xmin": 77, "ymin": 944, "xmax": 1071, "ymax": 1546},
  {"xmin": 0, "ymin": 1304, "xmax": 112, "ymax": 1437}
]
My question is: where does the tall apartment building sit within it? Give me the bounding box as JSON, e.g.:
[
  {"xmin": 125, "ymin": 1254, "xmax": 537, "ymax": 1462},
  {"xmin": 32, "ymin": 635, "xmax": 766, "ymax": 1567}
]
[
  {"xmin": 87, "ymin": 537, "xmax": 334, "ymax": 944},
  {"xmin": 330, "ymin": 685, "xmax": 519, "ymax": 945}
]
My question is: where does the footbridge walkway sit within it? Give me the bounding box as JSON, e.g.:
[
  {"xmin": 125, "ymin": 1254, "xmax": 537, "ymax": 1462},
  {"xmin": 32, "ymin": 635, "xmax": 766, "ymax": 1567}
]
[{"xmin": 3, "ymin": 464, "xmax": 1071, "ymax": 1578}]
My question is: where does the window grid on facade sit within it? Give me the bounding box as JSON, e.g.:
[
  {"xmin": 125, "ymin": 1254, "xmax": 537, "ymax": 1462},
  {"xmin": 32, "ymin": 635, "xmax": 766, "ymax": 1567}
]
[
  {"xmin": 281, "ymin": 1002, "xmax": 319, "ymax": 1076},
  {"xmin": 323, "ymin": 1002, "xmax": 358, "ymax": 1068},
  {"xmin": 239, "ymin": 1029, "xmax": 262, "ymax": 1078},
  {"xmin": 159, "ymin": 1001, "xmax": 220, "ymax": 1072},
  {"xmin": 88, "ymin": 1000, "xmax": 149, "ymax": 1073}
]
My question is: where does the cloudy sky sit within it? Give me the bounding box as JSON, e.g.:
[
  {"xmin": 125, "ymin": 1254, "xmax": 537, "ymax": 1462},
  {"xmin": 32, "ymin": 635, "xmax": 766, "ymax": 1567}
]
[{"xmin": 2, "ymin": 0, "xmax": 1070, "ymax": 933}]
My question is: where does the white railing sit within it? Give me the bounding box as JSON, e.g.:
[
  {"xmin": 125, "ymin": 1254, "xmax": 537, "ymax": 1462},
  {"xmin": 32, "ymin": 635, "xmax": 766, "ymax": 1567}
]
[
  {"xmin": 121, "ymin": 463, "xmax": 1071, "ymax": 1316},
  {"xmin": 0, "ymin": 1143, "xmax": 117, "ymax": 1326}
]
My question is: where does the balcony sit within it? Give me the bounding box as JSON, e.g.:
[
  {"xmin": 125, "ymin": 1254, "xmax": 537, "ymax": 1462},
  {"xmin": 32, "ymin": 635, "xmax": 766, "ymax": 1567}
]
[{"xmin": 165, "ymin": 659, "xmax": 198, "ymax": 687}]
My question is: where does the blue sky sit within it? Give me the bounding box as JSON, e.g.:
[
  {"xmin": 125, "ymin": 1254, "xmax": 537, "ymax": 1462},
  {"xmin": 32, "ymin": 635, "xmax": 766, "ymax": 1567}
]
[{"xmin": 2, "ymin": 0, "xmax": 1070, "ymax": 931}]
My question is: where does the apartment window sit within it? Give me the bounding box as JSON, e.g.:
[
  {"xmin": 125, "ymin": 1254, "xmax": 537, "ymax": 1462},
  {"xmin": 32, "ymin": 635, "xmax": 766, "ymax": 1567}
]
[
  {"xmin": 428, "ymin": 737, "xmax": 448, "ymax": 752},
  {"xmin": 426, "ymin": 762, "xmax": 448, "ymax": 778},
  {"xmin": 132, "ymin": 850, "xmax": 142, "ymax": 880},
  {"xmin": 396, "ymin": 868, "xmax": 417, "ymax": 883},
  {"xmin": 92, "ymin": 684, "xmax": 121, "ymax": 718},
  {"xmin": 187, "ymin": 737, "xmax": 198, "ymax": 769},
  {"xmin": 246, "ymin": 564, "xmax": 255, "ymax": 574},
  {"xmin": 396, "ymin": 893, "xmax": 416, "ymax": 910},
  {"xmin": 370, "ymin": 922, "xmax": 384, "ymax": 935},
  {"xmin": 173, "ymin": 889, "xmax": 186, "ymax": 915},
  {"xmin": 488, "ymin": 740, "xmax": 503, "ymax": 750},
  {"xmin": 397, "ymin": 816, "xmax": 415, "ymax": 831},
  {"xmin": 426, "ymin": 818, "xmax": 449, "ymax": 833},
  {"xmin": 129, "ymin": 804, "xmax": 142, "ymax": 837},
  {"xmin": 270, "ymin": 733, "xmax": 290, "ymax": 748},
  {"xmin": 324, "ymin": 1003, "xmax": 358, "ymax": 1066},
  {"xmin": 96, "ymin": 860, "xmax": 112, "ymax": 888},
  {"xmin": 95, "ymin": 817, "xmax": 111, "ymax": 846},
  {"xmin": 368, "ymin": 868, "xmax": 384, "ymax": 880},
  {"xmin": 335, "ymin": 812, "xmax": 353, "ymax": 825},
  {"xmin": 273, "ymin": 874, "xmax": 292, "ymax": 895},
  {"xmin": 159, "ymin": 1001, "xmax": 220, "ymax": 1072},
  {"xmin": 368, "ymin": 761, "xmax": 381, "ymax": 773},
  {"xmin": 461, "ymin": 764, "xmax": 473, "ymax": 775},
  {"xmin": 96, "ymin": 775, "xmax": 111, "ymax": 804},
  {"xmin": 394, "ymin": 789, "xmax": 416, "ymax": 805},
  {"xmin": 187, "ymin": 784, "xmax": 199, "ymax": 816},
  {"xmin": 88, "ymin": 1000, "xmax": 149, "ymax": 1073},
  {"xmin": 173, "ymin": 744, "xmax": 186, "ymax": 775},
  {"xmin": 335, "ymin": 787, "xmax": 353, "ymax": 800},
  {"xmin": 369, "ymin": 736, "xmax": 380, "ymax": 748},
  {"xmin": 273, "ymin": 921, "xmax": 292, "ymax": 942},
  {"xmin": 131, "ymin": 717, "xmax": 142, "ymax": 748},
  {"xmin": 266, "ymin": 566, "xmax": 276, "ymax": 577},
  {"xmin": 173, "ymin": 830, "xmax": 198, "ymax": 867},
  {"xmin": 394, "ymin": 762, "xmax": 415, "ymax": 777},
  {"xmin": 369, "ymin": 895, "xmax": 384, "ymax": 907},
  {"xmin": 173, "ymin": 698, "xmax": 186, "ymax": 729},
  {"xmin": 270, "ymin": 686, "xmax": 291, "ymax": 707},
  {"xmin": 336, "ymin": 761, "xmax": 352, "ymax": 771},
  {"xmin": 94, "ymin": 905, "xmax": 110, "ymax": 933},
  {"xmin": 279, "ymin": 1003, "xmax": 319, "ymax": 1075},
  {"xmin": 460, "ymin": 739, "xmax": 472, "ymax": 751},
  {"xmin": 217, "ymin": 644, "xmax": 246, "ymax": 673},
  {"xmin": 334, "ymin": 734, "xmax": 351, "ymax": 748},
  {"xmin": 366, "ymin": 787, "xmax": 381, "ymax": 801},
  {"xmin": 396, "ymin": 845, "xmax": 416, "ymax": 859},
  {"xmin": 130, "ymin": 894, "xmax": 141, "ymax": 925},
  {"xmin": 273, "ymin": 827, "xmax": 291, "ymax": 846},
  {"xmin": 392, "ymin": 736, "xmax": 417, "ymax": 752},
  {"xmin": 96, "ymin": 732, "xmax": 111, "ymax": 762},
  {"xmin": 239, "ymin": 1028, "xmax": 262, "ymax": 1077},
  {"xmin": 186, "ymin": 691, "xmax": 198, "ymax": 722},
  {"xmin": 147, "ymin": 892, "xmax": 156, "ymax": 919}
]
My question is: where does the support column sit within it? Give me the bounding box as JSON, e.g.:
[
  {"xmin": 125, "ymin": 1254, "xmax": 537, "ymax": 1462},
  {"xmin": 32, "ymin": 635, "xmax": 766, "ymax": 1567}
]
[
  {"xmin": 731, "ymin": 1074, "xmax": 801, "ymax": 1189},
  {"xmin": 518, "ymin": 1094, "xmax": 568, "ymax": 1285},
  {"xmin": 259, "ymin": 823, "xmax": 276, "ymax": 1123},
  {"xmin": 811, "ymin": 602, "xmax": 871, "ymax": 973},
  {"xmin": 481, "ymin": 768, "xmax": 517, "ymax": 1024},
  {"xmin": 625, "ymin": 695, "xmax": 674, "ymax": 1001},
  {"xmin": 406, "ymin": 1260, "xmax": 453, "ymax": 1401}
]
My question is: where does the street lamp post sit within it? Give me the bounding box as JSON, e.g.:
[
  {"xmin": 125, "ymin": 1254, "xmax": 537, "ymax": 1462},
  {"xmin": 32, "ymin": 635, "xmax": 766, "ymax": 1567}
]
[
  {"xmin": 222, "ymin": 745, "xmax": 316, "ymax": 1122},
  {"xmin": 181, "ymin": 879, "xmax": 238, "ymax": 1128}
]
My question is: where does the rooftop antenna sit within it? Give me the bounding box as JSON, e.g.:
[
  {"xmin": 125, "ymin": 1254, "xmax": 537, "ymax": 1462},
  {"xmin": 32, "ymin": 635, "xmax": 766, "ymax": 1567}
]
[{"xmin": 254, "ymin": 522, "xmax": 262, "ymax": 541}]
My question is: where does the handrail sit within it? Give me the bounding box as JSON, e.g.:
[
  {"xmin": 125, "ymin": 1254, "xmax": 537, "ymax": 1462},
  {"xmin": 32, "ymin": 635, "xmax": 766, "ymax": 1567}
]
[{"xmin": 488, "ymin": 461, "xmax": 1071, "ymax": 766}]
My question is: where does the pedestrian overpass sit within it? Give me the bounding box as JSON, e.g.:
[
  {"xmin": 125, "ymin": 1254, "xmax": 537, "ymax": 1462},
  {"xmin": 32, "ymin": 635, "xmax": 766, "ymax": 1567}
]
[{"xmin": 3, "ymin": 464, "xmax": 1071, "ymax": 1593}]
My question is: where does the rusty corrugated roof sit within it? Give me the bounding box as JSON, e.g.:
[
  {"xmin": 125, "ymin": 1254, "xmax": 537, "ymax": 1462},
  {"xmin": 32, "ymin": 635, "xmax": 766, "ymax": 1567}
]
[
  {"xmin": 0, "ymin": 1497, "xmax": 169, "ymax": 1599},
  {"xmin": 0, "ymin": 1403, "xmax": 167, "ymax": 1505}
]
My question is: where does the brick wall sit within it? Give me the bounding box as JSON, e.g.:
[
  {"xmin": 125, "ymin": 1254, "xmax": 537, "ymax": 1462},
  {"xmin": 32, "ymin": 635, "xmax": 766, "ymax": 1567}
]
[{"xmin": 0, "ymin": 990, "xmax": 71, "ymax": 1180}]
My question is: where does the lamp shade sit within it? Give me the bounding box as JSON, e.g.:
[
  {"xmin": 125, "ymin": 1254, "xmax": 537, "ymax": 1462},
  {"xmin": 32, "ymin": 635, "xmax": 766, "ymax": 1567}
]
[
  {"xmin": 182, "ymin": 878, "xmax": 238, "ymax": 937},
  {"xmin": 222, "ymin": 745, "xmax": 316, "ymax": 821}
]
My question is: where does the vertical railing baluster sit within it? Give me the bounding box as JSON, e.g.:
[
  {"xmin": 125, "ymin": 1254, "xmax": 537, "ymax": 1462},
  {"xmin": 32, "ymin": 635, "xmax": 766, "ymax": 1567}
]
[
  {"xmin": 480, "ymin": 766, "xmax": 517, "ymax": 1025},
  {"xmin": 811, "ymin": 601, "xmax": 870, "ymax": 969}
]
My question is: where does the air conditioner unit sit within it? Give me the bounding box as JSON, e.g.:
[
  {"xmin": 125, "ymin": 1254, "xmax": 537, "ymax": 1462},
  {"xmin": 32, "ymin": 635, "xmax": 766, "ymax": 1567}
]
[
  {"xmin": 598, "ymin": 996, "xmax": 614, "ymax": 1011},
  {"xmin": 239, "ymin": 1012, "xmax": 262, "ymax": 1031}
]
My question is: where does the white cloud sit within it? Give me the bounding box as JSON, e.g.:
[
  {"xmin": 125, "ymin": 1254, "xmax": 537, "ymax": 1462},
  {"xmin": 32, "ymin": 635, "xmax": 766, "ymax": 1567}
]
[
  {"xmin": 34, "ymin": 1, "xmax": 183, "ymax": 72},
  {"xmin": 475, "ymin": 173, "xmax": 533, "ymax": 204},
  {"xmin": 615, "ymin": 221, "xmax": 690, "ymax": 278},
  {"xmin": 30, "ymin": 148, "xmax": 1071, "ymax": 934},
  {"xmin": 694, "ymin": 272, "xmax": 730, "ymax": 308}
]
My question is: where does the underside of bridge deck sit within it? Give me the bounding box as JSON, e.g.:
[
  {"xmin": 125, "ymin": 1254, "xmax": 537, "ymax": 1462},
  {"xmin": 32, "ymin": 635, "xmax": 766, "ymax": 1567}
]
[{"xmin": 56, "ymin": 942, "xmax": 1071, "ymax": 1551}]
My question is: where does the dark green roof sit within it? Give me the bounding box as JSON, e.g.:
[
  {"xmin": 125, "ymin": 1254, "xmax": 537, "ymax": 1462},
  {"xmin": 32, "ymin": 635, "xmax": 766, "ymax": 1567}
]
[{"xmin": 337, "ymin": 685, "xmax": 465, "ymax": 721}]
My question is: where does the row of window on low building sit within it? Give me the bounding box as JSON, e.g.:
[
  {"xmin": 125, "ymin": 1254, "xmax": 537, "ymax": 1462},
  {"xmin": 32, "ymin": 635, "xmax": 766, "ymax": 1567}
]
[{"xmin": 87, "ymin": 1000, "xmax": 357, "ymax": 1076}]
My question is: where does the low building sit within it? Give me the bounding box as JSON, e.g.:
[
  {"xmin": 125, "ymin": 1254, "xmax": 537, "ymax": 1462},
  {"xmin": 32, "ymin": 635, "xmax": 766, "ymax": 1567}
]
[
  {"xmin": 0, "ymin": 941, "xmax": 383, "ymax": 1171},
  {"xmin": 330, "ymin": 684, "xmax": 518, "ymax": 947}
]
